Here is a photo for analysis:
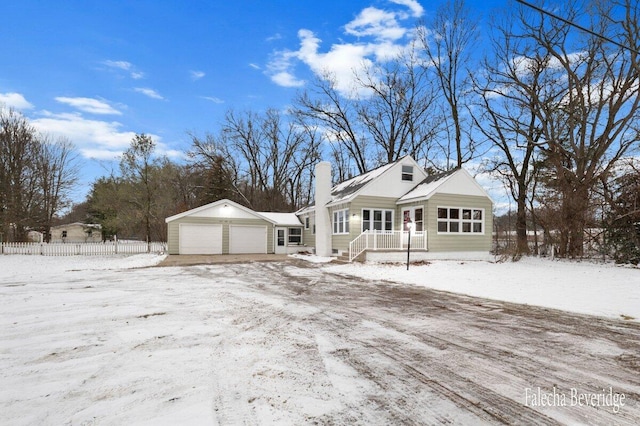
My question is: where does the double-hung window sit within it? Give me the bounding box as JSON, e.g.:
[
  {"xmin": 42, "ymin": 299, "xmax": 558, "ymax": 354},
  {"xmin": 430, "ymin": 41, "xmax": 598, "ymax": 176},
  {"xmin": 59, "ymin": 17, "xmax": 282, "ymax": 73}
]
[
  {"xmin": 288, "ymin": 228, "xmax": 302, "ymax": 244},
  {"xmin": 332, "ymin": 209, "xmax": 350, "ymax": 234},
  {"xmin": 401, "ymin": 165, "xmax": 413, "ymax": 181},
  {"xmin": 437, "ymin": 207, "xmax": 484, "ymax": 234},
  {"xmin": 362, "ymin": 209, "xmax": 393, "ymax": 232}
]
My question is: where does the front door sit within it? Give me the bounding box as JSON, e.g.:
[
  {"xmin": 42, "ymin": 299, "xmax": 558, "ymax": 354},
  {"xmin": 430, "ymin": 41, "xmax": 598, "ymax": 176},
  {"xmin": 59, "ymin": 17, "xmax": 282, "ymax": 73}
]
[
  {"xmin": 401, "ymin": 207, "xmax": 424, "ymax": 246},
  {"xmin": 401, "ymin": 207, "xmax": 424, "ymax": 231},
  {"xmin": 275, "ymin": 227, "xmax": 287, "ymax": 254}
]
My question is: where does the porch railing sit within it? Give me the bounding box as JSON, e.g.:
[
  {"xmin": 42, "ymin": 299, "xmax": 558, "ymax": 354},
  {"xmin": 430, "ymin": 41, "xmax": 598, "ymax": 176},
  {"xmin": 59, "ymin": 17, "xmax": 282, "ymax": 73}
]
[{"xmin": 348, "ymin": 230, "xmax": 427, "ymax": 262}]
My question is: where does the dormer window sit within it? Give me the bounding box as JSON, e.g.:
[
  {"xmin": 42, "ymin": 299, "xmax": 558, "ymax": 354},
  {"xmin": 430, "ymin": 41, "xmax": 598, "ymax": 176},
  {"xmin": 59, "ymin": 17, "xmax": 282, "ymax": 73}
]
[{"xmin": 401, "ymin": 165, "xmax": 413, "ymax": 181}]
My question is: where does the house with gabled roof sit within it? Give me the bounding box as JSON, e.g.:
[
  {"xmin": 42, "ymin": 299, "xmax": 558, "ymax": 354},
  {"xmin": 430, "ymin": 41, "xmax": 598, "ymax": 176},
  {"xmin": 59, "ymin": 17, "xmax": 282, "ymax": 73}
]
[
  {"xmin": 165, "ymin": 199, "xmax": 305, "ymax": 255},
  {"xmin": 165, "ymin": 156, "xmax": 493, "ymax": 261},
  {"xmin": 297, "ymin": 156, "xmax": 493, "ymax": 261}
]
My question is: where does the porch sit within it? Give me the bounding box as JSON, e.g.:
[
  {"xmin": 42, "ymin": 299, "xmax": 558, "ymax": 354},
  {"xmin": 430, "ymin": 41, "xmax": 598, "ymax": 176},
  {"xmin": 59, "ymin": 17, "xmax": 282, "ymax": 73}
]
[{"xmin": 348, "ymin": 230, "xmax": 427, "ymax": 262}]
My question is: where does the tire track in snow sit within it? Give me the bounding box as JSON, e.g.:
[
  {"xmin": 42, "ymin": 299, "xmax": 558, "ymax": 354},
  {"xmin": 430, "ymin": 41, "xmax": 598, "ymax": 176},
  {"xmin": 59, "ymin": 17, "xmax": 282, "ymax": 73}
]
[{"xmin": 225, "ymin": 261, "xmax": 640, "ymax": 425}]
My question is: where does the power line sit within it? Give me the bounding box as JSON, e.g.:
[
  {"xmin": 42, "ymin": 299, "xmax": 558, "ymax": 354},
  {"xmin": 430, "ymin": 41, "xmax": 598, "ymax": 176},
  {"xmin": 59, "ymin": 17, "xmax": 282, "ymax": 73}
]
[{"xmin": 515, "ymin": 0, "xmax": 640, "ymax": 55}]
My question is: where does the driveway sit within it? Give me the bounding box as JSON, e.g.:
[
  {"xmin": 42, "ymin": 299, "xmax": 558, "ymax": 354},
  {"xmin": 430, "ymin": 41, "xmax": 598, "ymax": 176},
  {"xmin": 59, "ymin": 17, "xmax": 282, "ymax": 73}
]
[
  {"xmin": 2, "ymin": 258, "xmax": 638, "ymax": 424},
  {"xmin": 201, "ymin": 260, "xmax": 639, "ymax": 424},
  {"xmin": 157, "ymin": 253, "xmax": 292, "ymax": 266}
]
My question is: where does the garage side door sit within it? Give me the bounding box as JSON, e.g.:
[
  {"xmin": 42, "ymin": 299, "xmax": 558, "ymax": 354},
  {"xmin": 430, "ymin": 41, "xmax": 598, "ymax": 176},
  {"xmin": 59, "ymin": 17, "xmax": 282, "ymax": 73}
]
[
  {"xmin": 229, "ymin": 225, "xmax": 267, "ymax": 254},
  {"xmin": 179, "ymin": 224, "xmax": 223, "ymax": 255}
]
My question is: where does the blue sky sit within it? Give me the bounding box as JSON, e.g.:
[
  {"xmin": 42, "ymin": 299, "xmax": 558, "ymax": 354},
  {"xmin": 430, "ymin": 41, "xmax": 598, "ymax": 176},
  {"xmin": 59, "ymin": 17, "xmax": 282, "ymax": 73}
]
[{"xmin": 1, "ymin": 0, "xmax": 506, "ymax": 202}]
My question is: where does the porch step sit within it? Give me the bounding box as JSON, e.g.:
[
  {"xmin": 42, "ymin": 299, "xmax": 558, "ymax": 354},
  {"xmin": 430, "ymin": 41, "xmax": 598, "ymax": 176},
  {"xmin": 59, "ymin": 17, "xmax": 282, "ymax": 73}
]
[
  {"xmin": 336, "ymin": 252, "xmax": 366, "ymax": 263},
  {"xmin": 334, "ymin": 254, "xmax": 350, "ymax": 263}
]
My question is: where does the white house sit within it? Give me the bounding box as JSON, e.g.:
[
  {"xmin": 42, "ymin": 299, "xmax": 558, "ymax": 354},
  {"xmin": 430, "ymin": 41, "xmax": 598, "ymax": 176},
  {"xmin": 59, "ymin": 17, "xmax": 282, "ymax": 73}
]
[
  {"xmin": 50, "ymin": 223, "xmax": 102, "ymax": 243},
  {"xmin": 165, "ymin": 156, "xmax": 493, "ymax": 261}
]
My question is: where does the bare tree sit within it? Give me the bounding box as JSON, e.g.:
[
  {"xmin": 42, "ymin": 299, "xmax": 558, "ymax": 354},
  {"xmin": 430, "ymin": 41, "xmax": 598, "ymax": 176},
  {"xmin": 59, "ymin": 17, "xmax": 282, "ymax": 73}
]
[
  {"xmin": 354, "ymin": 42, "xmax": 440, "ymax": 165},
  {"xmin": 522, "ymin": 0, "xmax": 640, "ymax": 257},
  {"xmin": 188, "ymin": 131, "xmax": 241, "ymax": 205},
  {"xmin": 294, "ymin": 72, "xmax": 370, "ymax": 179},
  {"xmin": 222, "ymin": 108, "xmax": 321, "ymax": 211},
  {"xmin": 35, "ymin": 135, "xmax": 79, "ymax": 242},
  {"xmin": 0, "ymin": 107, "xmax": 39, "ymax": 241},
  {"xmin": 471, "ymin": 8, "xmax": 563, "ymax": 256},
  {"xmin": 418, "ymin": 0, "xmax": 480, "ymax": 168}
]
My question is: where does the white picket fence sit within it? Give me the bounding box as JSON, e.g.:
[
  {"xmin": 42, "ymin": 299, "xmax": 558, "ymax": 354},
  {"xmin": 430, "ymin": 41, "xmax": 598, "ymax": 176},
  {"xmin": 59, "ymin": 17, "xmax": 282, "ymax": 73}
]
[{"xmin": 0, "ymin": 241, "xmax": 167, "ymax": 256}]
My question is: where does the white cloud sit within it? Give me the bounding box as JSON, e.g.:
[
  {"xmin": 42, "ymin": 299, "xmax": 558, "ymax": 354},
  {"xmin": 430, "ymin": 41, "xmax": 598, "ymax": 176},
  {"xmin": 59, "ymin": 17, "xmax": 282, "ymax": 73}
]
[
  {"xmin": 103, "ymin": 60, "xmax": 132, "ymax": 71},
  {"xmin": 293, "ymin": 29, "xmax": 375, "ymax": 96},
  {"xmin": 266, "ymin": 1, "xmax": 420, "ymax": 97},
  {"xmin": 0, "ymin": 92, "xmax": 34, "ymax": 110},
  {"xmin": 344, "ymin": 7, "xmax": 406, "ymax": 41},
  {"xmin": 201, "ymin": 96, "xmax": 225, "ymax": 104},
  {"xmin": 190, "ymin": 70, "xmax": 205, "ymax": 80},
  {"xmin": 389, "ymin": 0, "xmax": 424, "ymax": 17},
  {"xmin": 249, "ymin": 63, "xmax": 261, "ymax": 70},
  {"xmin": 266, "ymin": 33, "xmax": 282, "ymax": 42},
  {"xmin": 272, "ymin": 71, "xmax": 306, "ymax": 88},
  {"xmin": 134, "ymin": 88, "xmax": 164, "ymax": 100},
  {"xmin": 31, "ymin": 112, "xmax": 137, "ymax": 160},
  {"xmin": 55, "ymin": 97, "xmax": 121, "ymax": 115},
  {"xmin": 103, "ymin": 60, "xmax": 144, "ymax": 79},
  {"xmin": 31, "ymin": 111, "xmax": 169, "ymax": 162}
]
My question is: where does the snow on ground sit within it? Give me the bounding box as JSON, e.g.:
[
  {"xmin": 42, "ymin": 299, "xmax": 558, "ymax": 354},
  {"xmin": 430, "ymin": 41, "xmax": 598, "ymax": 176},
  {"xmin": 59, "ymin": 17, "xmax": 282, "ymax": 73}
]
[
  {"xmin": 1, "ymin": 253, "xmax": 167, "ymax": 282},
  {"xmin": 325, "ymin": 256, "xmax": 640, "ymax": 321},
  {"xmin": 1, "ymin": 254, "xmax": 639, "ymax": 424}
]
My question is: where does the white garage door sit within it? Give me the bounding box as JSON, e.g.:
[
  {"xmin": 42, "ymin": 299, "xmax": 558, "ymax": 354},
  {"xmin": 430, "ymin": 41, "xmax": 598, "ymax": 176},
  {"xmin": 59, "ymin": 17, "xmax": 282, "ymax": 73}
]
[
  {"xmin": 229, "ymin": 225, "xmax": 267, "ymax": 254},
  {"xmin": 179, "ymin": 224, "xmax": 223, "ymax": 255}
]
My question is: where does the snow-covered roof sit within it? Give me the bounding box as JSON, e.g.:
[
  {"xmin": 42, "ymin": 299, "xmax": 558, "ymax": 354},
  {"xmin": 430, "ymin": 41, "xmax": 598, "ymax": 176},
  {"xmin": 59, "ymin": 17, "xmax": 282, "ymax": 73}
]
[
  {"xmin": 329, "ymin": 160, "xmax": 399, "ymax": 205},
  {"xmin": 397, "ymin": 168, "xmax": 458, "ymax": 203},
  {"xmin": 258, "ymin": 212, "xmax": 302, "ymax": 227},
  {"xmin": 165, "ymin": 198, "xmax": 303, "ymax": 226}
]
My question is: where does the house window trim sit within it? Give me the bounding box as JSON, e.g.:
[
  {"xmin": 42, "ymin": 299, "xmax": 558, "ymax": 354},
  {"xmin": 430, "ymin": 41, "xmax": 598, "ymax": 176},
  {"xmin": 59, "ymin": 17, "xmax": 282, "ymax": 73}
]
[
  {"xmin": 332, "ymin": 208, "xmax": 350, "ymax": 235},
  {"xmin": 414, "ymin": 207, "xmax": 424, "ymax": 232},
  {"xmin": 436, "ymin": 206, "xmax": 485, "ymax": 235},
  {"xmin": 401, "ymin": 165, "xmax": 414, "ymax": 182},
  {"xmin": 361, "ymin": 208, "xmax": 394, "ymax": 233},
  {"xmin": 288, "ymin": 227, "xmax": 302, "ymax": 245},
  {"xmin": 304, "ymin": 216, "xmax": 310, "ymax": 230}
]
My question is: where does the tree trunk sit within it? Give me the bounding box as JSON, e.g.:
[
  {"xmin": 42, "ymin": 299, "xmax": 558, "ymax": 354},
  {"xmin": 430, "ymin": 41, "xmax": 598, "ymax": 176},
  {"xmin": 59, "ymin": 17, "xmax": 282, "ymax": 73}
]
[
  {"xmin": 566, "ymin": 185, "xmax": 589, "ymax": 258},
  {"xmin": 515, "ymin": 186, "xmax": 530, "ymax": 255}
]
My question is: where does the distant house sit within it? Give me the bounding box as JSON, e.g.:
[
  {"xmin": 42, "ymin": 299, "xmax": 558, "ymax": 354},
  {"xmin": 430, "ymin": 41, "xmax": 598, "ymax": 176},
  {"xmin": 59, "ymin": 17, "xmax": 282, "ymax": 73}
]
[
  {"xmin": 165, "ymin": 156, "xmax": 493, "ymax": 261},
  {"xmin": 50, "ymin": 223, "xmax": 102, "ymax": 243},
  {"xmin": 27, "ymin": 230, "xmax": 44, "ymax": 243}
]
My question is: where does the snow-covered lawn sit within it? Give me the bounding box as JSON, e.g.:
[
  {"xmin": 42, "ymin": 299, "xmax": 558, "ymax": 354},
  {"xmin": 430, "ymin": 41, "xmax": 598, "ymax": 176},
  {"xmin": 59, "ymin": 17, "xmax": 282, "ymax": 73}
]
[
  {"xmin": 1, "ymin": 254, "xmax": 638, "ymax": 425},
  {"xmin": 325, "ymin": 256, "xmax": 640, "ymax": 321}
]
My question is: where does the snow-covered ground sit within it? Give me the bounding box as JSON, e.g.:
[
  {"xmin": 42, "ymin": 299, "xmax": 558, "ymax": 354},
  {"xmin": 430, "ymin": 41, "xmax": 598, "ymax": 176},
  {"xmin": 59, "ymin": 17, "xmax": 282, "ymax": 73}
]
[
  {"xmin": 325, "ymin": 256, "xmax": 640, "ymax": 321},
  {"xmin": 1, "ymin": 254, "xmax": 638, "ymax": 425}
]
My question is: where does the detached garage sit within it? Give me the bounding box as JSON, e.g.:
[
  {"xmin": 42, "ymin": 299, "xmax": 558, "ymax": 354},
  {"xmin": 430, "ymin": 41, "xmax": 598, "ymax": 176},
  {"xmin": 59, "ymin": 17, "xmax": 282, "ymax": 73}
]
[{"xmin": 165, "ymin": 199, "xmax": 305, "ymax": 255}]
